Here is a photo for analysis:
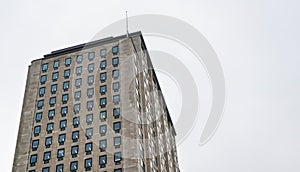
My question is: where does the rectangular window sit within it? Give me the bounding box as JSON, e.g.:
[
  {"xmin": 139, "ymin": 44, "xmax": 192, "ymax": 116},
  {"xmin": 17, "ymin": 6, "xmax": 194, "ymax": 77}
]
[
  {"xmin": 45, "ymin": 136, "xmax": 52, "ymax": 148},
  {"xmin": 88, "ymin": 52, "xmax": 95, "ymax": 61},
  {"xmin": 112, "ymin": 46, "xmax": 119, "ymax": 55},
  {"xmin": 64, "ymin": 69, "xmax": 70, "ymax": 79},
  {"xmin": 53, "ymin": 60, "xmax": 60, "ymax": 69},
  {"xmin": 88, "ymin": 75, "xmax": 94, "ymax": 85},
  {"xmin": 60, "ymin": 120, "xmax": 67, "ymax": 131},
  {"xmin": 99, "ymin": 139, "xmax": 107, "ymax": 152},
  {"xmin": 49, "ymin": 97, "xmax": 56, "ymax": 107},
  {"xmin": 30, "ymin": 154, "xmax": 37, "ymax": 166},
  {"xmin": 72, "ymin": 131, "xmax": 79, "ymax": 142},
  {"xmin": 62, "ymin": 94, "xmax": 69, "ymax": 104},
  {"xmin": 100, "ymin": 85, "xmax": 107, "ymax": 95},
  {"xmin": 100, "ymin": 72, "xmax": 106, "ymax": 82},
  {"xmin": 100, "ymin": 111, "xmax": 107, "ymax": 121},
  {"xmin": 61, "ymin": 107, "xmax": 68, "ymax": 117},
  {"xmin": 75, "ymin": 91, "xmax": 81, "ymax": 101},
  {"xmin": 114, "ymin": 136, "xmax": 121, "ymax": 148},
  {"xmin": 100, "ymin": 60, "xmax": 106, "ymax": 70},
  {"xmin": 51, "ymin": 84, "xmax": 57, "ymax": 94},
  {"xmin": 48, "ymin": 109, "xmax": 55, "ymax": 120},
  {"xmin": 86, "ymin": 114, "xmax": 93, "ymax": 125},
  {"xmin": 113, "ymin": 122, "xmax": 121, "ymax": 133},
  {"xmin": 75, "ymin": 78, "xmax": 82, "ymax": 88},
  {"xmin": 99, "ymin": 155, "xmax": 107, "ymax": 168},
  {"xmin": 77, "ymin": 55, "xmax": 83, "ymax": 64},
  {"xmin": 42, "ymin": 63, "xmax": 48, "ymax": 72},
  {"xmin": 87, "ymin": 100, "xmax": 94, "ymax": 111},
  {"xmin": 76, "ymin": 66, "xmax": 82, "ymax": 76},
  {"xmin": 57, "ymin": 148, "xmax": 65, "ymax": 160},
  {"xmin": 112, "ymin": 57, "xmax": 119, "ymax": 67},
  {"xmin": 39, "ymin": 87, "xmax": 45, "ymax": 97},
  {"xmin": 58, "ymin": 134, "xmax": 66, "ymax": 145},
  {"xmin": 113, "ymin": 82, "xmax": 120, "ymax": 92},
  {"xmin": 46, "ymin": 123, "xmax": 54, "ymax": 134},
  {"xmin": 100, "ymin": 98, "xmax": 107, "ymax": 108},
  {"xmin": 115, "ymin": 169, "xmax": 122, "ymax": 172},
  {"xmin": 70, "ymin": 161, "xmax": 78, "ymax": 172},
  {"xmin": 73, "ymin": 117, "xmax": 80, "ymax": 128},
  {"xmin": 74, "ymin": 104, "xmax": 80, "ymax": 114},
  {"xmin": 99, "ymin": 125, "xmax": 107, "ymax": 136},
  {"xmin": 34, "ymin": 125, "xmax": 41, "ymax": 137},
  {"xmin": 114, "ymin": 152, "xmax": 122, "ymax": 164},
  {"xmin": 56, "ymin": 164, "xmax": 64, "ymax": 172},
  {"xmin": 41, "ymin": 75, "xmax": 47, "ymax": 84},
  {"xmin": 35, "ymin": 112, "xmax": 42, "ymax": 123},
  {"xmin": 86, "ymin": 128, "xmax": 93, "ymax": 139},
  {"xmin": 42, "ymin": 167, "xmax": 49, "ymax": 172},
  {"xmin": 32, "ymin": 140, "xmax": 39, "ymax": 151},
  {"xmin": 113, "ymin": 95, "xmax": 120, "ymax": 104},
  {"xmin": 71, "ymin": 145, "xmax": 79, "ymax": 158},
  {"xmin": 113, "ymin": 108, "xmax": 120, "ymax": 119},
  {"xmin": 52, "ymin": 72, "xmax": 59, "ymax": 82},
  {"xmin": 85, "ymin": 142, "xmax": 93, "ymax": 154},
  {"xmin": 65, "ymin": 57, "xmax": 71, "ymax": 67},
  {"xmin": 112, "ymin": 69, "xmax": 119, "ymax": 79},
  {"xmin": 85, "ymin": 158, "xmax": 92, "ymax": 170},
  {"xmin": 63, "ymin": 81, "xmax": 69, "ymax": 91},
  {"xmin": 88, "ymin": 63, "xmax": 94, "ymax": 73},
  {"xmin": 87, "ymin": 88, "xmax": 94, "ymax": 98},
  {"xmin": 100, "ymin": 49, "xmax": 106, "ymax": 57},
  {"xmin": 43, "ymin": 151, "xmax": 51, "ymax": 164}
]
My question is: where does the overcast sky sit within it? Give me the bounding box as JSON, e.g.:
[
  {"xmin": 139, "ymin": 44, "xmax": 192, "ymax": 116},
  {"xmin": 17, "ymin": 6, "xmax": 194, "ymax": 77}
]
[{"xmin": 1, "ymin": 0, "xmax": 300, "ymax": 171}]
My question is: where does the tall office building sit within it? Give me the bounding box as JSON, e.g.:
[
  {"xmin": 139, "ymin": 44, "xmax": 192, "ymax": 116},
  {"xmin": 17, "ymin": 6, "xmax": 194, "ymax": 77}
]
[{"xmin": 12, "ymin": 31, "xmax": 180, "ymax": 172}]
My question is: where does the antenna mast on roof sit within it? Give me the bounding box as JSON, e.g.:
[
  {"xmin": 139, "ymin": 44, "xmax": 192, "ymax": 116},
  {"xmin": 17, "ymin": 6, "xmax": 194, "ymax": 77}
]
[{"xmin": 126, "ymin": 11, "xmax": 129, "ymax": 37}]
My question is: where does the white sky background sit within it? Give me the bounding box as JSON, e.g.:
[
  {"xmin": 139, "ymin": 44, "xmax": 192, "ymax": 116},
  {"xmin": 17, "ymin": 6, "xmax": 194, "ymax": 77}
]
[{"xmin": 1, "ymin": 0, "xmax": 300, "ymax": 171}]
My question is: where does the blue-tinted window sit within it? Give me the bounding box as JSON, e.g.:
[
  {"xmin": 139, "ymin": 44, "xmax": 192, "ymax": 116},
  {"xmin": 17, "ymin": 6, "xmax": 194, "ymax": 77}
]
[
  {"xmin": 86, "ymin": 128, "xmax": 93, "ymax": 139},
  {"xmin": 64, "ymin": 69, "xmax": 70, "ymax": 79},
  {"xmin": 34, "ymin": 125, "xmax": 41, "ymax": 137},
  {"xmin": 88, "ymin": 63, "xmax": 94, "ymax": 73},
  {"xmin": 57, "ymin": 148, "xmax": 65, "ymax": 160},
  {"xmin": 72, "ymin": 131, "xmax": 79, "ymax": 142},
  {"xmin": 114, "ymin": 152, "xmax": 122, "ymax": 162},
  {"xmin": 60, "ymin": 120, "xmax": 67, "ymax": 131},
  {"xmin": 88, "ymin": 52, "xmax": 95, "ymax": 61},
  {"xmin": 100, "ymin": 85, "xmax": 107, "ymax": 94},
  {"xmin": 63, "ymin": 81, "xmax": 69, "ymax": 91},
  {"xmin": 113, "ymin": 108, "xmax": 120, "ymax": 118},
  {"xmin": 70, "ymin": 161, "xmax": 78, "ymax": 171},
  {"xmin": 87, "ymin": 88, "xmax": 94, "ymax": 98},
  {"xmin": 43, "ymin": 151, "xmax": 51, "ymax": 163},
  {"xmin": 58, "ymin": 134, "xmax": 65, "ymax": 145},
  {"xmin": 100, "ymin": 49, "xmax": 106, "ymax": 57},
  {"xmin": 37, "ymin": 100, "xmax": 44, "ymax": 109},
  {"xmin": 87, "ymin": 101, "xmax": 94, "ymax": 111},
  {"xmin": 65, "ymin": 58, "xmax": 71, "ymax": 66},
  {"xmin": 115, "ymin": 169, "xmax": 122, "ymax": 172},
  {"xmin": 100, "ymin": 72, "xmax": 106, "ymax": 82},
  {"xmin": 42, "ymin": 63, "xmax": 48, "ymax": 72},
  {"xmin": 76, "ymin": 55, "xmax": 83, "ymax": 64},
  {"xmin": 113, "ymin": 82, "xmax": 119, "ymax": 91},
  {"xmin": 113, "ymin": 122, "xmax": 121, "ymax": 132},
  {"xmin": 100, "ymin": 111, "xmax": 107, "ymax": 121},
  {"xmin": 46, "ymin": 123, "xmax": 54, "ymax": 134},
  {"xmin": 45, "ymin": 136, "xmax": 52, "ymax": 148},
  {"xmin": 76, "ymin": 66, "xmax": 82, "ymax": 76},
  {"xmin": 85, "ymin": 142, "xmax": 93, "ymax": 154},
  {"xmin": 49, "ymin": 97, "xmax": 56, "ymax": 106},
  {"xmin": 113, "ymin": 95, "xmax": 120, "ymax": 104},
  {"xmin": 112, "ymin": 69, "xmax": 119, "ymax": 79},
  {"xmin": 42, "ymin": 167, "xmax": 50, "ymax": 172},
  {"xmin": 48, "ymin": 109, "xmax": 55, "ymax": 120},
  {"xmin": 86, "ymin": 114, "xmax": 93, "ymax": 125},
  {"xmin": 74, "ymin": 104, "xmax": 80, "ymax": 114},
  {"xmin": 39, "ymin": 87, "xmax": 45, "ymax": 97},
  {"xmin": 112, "ymin": 57, "xmax": 119, "ymax": 66},
  {"xmin": 52, "ymin": 72, "xmax": 59, "ymax": 82},
  {"xmin": 100, "ymin": 98, "xmax": 107, "ymax": 107},
  {"xmin": 75, "ymin": 78, "xmax": 82, "ymax": 88},
  {"xmin": 99, "ymin": 155, "xmax": 107, "ymax": 167},
  {"xmin": 112, "ymin": 46, "xmax": 119, "ymax": 55},
  {"xmin": 32, "ymin": 140, "xmax": 39, "ymax": 151},
  {"xmin": 61, "ymin": 106, "xmax": 68, "ymax": 117},
  {"xmin": 75, "ymin": 91, "xmax": 81, "ymax": 101},
  {"xmin": 51, "ymin": 84, "xmax": 57, "ymax": 94},
  {"xmin": 100, "ymin": 60, "xmax": 106, "ymax": 70},
  {"xmin": 99, "ymin": 125, "xmax": 107, "ymax": 135},
  {"xmin": 85, "ymin": 158, "xmax": 92, "ymax": 170},
  {"xmin": 73, "ymin": 117, "xmax": 80, "ymax": 128},
  {"xmin": 62, "ymin": 94, "xmax": 68, "ymax": 104},
  {"xmin": 88, "ymin": 75, "xmax": 94, "ymax": 85},
  {"xmin": 56, "ymin": 164, "xmax": 63, "ymax": 172},
  {"xmin": 35, "ymin": 112, "xmax": 42, "ymax": 122},
  {"xmin": 41, "ymin": 75, "xmax": 47, "ymax": 84},
  {"xmin": 53, "ymin": 60, "xmax": 60, "ymax": 69},
  {"xmin": 30, "ymin": 154, "xmax": 37, "ymax": 166},
  {"xmin": 99, "ymin": 139, "xmax": 107, "ymax": 151},
  {"xmin": 114, "ymin": 136, "xmax": 121, "ymax": 147},
  {"xmin": 71, "ymin": 146, "xmax": 78, "ymax": 157}
]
